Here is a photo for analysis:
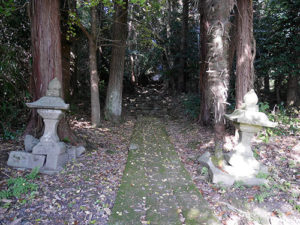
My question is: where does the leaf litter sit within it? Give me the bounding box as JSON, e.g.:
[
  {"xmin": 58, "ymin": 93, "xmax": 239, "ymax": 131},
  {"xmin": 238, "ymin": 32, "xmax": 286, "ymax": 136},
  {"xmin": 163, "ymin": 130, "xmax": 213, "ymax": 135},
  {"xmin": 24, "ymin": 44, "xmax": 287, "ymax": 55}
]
[
  {"xmin": 166, "ymin": 116, "xmax": 300, "ymax": 225},
  {"xmin": 0, "ymin": 94, "xmax": 299, "ymax": 224},
  {"xmin": 0, "ymin": 115, "xmax": 135, "ymax": 225}
]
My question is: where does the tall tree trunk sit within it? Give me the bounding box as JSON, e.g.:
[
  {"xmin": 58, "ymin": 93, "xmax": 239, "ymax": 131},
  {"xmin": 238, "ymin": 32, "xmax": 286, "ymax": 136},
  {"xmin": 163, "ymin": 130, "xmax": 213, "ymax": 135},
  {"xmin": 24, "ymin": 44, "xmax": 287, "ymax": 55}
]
[
  {"xmin": 287, "ymin": 75, "xmax": 299, "ymax": 106},
  {"xmin": 264, "ymin": 74, "xmax": 270, "ymax": 97},
  {"xmin": 26, "ymin": 0, "xmax": 79, "ymax": 144},
  {"xmin": 178, "ymin": 0, "xmax": 189, "ymax": 92},
  {"xmin": 89, "ymin": 7, "xmax": 101, "ymax": 127},
  {"xmin": 235, "ymin": 0, "xmax": 255, "ymax": 109},
  {"xmin": 105, "ymin": 0, "xmax": 128, "ymax": 123},
  {"xmin": 61, "ymin": 0, "xmax": 71, "ymax": 101},
  {"xmin": 26, "ymin": 0, "xmax": 62, "ymax": 135},
  {"xmin": 228, "ymin": 7, "xmax": 238, "ymax": 78},
  {"xmin": 198, "ymin": 0, "xmax": 210, "ymax": 125},
  {"xmin": 78, "ymin": 7, "xmax": 101, "ymax": 127},
  {"xmin": 128, "ymin": 4, "xmax": 137, "ymax": 84},
  {"xmin": 205, "ymin": 0, "xmax": 234, "ymax": 167},
  {"xmin": 30, "ymin": 0, "xmax": 62, "ymax": 99},
  {"xmin": 275, "ymin": 76, "xmax": 282, "ymax": 104}
]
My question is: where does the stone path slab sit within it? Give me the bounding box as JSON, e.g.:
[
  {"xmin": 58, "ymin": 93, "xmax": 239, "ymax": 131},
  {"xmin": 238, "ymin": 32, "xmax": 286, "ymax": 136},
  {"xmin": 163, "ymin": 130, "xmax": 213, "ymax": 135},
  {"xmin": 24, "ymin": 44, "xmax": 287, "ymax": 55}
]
[{"xmin": 109, "ymin": 117, "xmax": 219, "ymax": 225}]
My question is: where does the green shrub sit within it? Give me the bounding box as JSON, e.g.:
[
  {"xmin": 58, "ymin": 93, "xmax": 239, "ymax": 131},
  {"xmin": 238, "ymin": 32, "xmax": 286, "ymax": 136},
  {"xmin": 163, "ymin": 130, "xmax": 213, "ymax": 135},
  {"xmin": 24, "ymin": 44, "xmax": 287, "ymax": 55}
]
[
  {"xmin": 0, "ymin": 168, "xmax": 39, "ymax": 200},
  {"xmin": 258, "ymin": 103, "xmax": 300, "ymax": 142},
  {"xmin": 183, "ymin": 95, "xmax": 200, "ymax": 119}
]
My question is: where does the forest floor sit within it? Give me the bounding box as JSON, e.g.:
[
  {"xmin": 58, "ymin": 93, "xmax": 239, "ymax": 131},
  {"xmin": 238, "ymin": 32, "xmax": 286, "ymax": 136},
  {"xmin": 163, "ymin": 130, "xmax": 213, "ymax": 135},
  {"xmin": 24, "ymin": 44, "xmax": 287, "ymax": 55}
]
[{"xmin": 0, "ymin": 88, "xmax": 300, "ymax": 225}]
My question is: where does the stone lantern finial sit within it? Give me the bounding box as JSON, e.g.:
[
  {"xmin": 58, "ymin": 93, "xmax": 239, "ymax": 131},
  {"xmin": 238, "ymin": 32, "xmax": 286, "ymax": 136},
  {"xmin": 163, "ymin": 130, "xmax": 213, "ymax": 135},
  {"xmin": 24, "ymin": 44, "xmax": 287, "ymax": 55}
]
[
  {"xmin": 242, "ymin": 89, "xmax": 258, "ymax": 111},
  {"xmin": 46, "ymin": 77, "xmax": 62, "ymax": 97}
]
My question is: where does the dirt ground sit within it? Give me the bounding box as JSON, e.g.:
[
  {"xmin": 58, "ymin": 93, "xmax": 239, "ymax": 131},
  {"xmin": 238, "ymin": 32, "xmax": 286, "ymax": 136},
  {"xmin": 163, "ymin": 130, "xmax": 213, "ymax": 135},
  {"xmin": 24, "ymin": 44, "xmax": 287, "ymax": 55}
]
[{"xmin": 0, "ymin": 97, "xmax": 299, "ymax": 225}]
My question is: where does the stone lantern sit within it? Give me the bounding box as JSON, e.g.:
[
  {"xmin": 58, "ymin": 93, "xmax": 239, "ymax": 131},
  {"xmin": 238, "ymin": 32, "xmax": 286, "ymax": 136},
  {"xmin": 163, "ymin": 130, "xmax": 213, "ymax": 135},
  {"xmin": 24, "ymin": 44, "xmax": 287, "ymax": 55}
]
[
  {"xmin": 198, "ymin": 89, "xmax": 277, "ymax": 186},
  {"xmin": 7, "ymin": 78, "xmax": 85, "ymax": 174}
]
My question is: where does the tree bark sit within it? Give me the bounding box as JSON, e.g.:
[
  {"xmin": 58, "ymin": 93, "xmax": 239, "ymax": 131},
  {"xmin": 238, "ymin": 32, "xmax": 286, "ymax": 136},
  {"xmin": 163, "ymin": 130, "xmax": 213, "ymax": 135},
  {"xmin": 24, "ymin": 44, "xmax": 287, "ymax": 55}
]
[
  {"xmin": 89, "ymin": 7, "xmax": 101, "ymax": 127},
  {"xmin": 178, "ymin": 0, "xmax": 189, "ymax": 92},
  {"xmin": 264, "ymin": 74, "xmax": 270, "ymax": 97},
  {"xmin": 235, "ymin": 0, "xmax": 255, "ymax": 109},
  {"xmin": 228, "ymin": 7, "xmax": 238, "ymax": 78},
  {"xmin": 205, "ymin": 0, "xmax": 234, "ymax": 167},
  {"xmin": 61, "ymin": 0, "xmax": 71, "ymax": 101},
  {"xmin": 198, "ymin": 0, "xmax": 210, "ymax": 125},
  {"xmin": 26, "ymin": 0, "xmax": 62, "ymax": 136},
  {"xmin": 25, "ymin": 0, "xmax": 79, "ymax": 144},
  {"xmin": 77, "ymin": 6, "xmax": 101, "ymax": 127},
  {"xmin": 105, "ymin": 0, "xmax": 128, "ymax": 123},
  {"xmin": 287, "ymin": 75, "xmax": 299, "ymax": 106},
  {"xmin": 30, "ymin": 0, "xmax": 62, "ymax": 99}
]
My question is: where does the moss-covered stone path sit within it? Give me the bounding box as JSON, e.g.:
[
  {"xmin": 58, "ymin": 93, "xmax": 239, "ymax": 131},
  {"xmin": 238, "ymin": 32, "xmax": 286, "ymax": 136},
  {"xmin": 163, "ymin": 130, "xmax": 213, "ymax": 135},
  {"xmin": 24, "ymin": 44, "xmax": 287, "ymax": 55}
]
[{"xmin": 109, "ymin": 117, "xmax": 219, "ymax": 225}]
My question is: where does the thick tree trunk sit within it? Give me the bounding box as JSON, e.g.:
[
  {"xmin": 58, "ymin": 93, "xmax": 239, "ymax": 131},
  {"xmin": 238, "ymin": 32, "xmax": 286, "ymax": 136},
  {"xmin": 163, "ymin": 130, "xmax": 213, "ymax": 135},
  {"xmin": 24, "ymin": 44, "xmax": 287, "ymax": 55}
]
[
  {"xmin": 235, "ymin": 0, "xmax": 255, "ymax": 109},
  {"xmin": 26, "ymin": 0, "xmax": 62, "ymax": 136},
  {"xmin": 105, "ymin": 0, "xmax": 128, "ymax": 123},
  {"xmin": 287, "ymin": 75, "xmax": 299, "ymax": 106},
  {"xmin": 198, "ymin": 0, "xmax": 210, "ymax": 125},
  {"xmin": 178, "ymin": 0, "xmax": 189, "ymax": 92},
  {"xmin": 25, "ymin": 0, "xmax": 79, "ymax": 144},
  {"xmin": 205, "ymin": 0, "xmax": 234, "ymax": 167},
  {"xmin": 30, "ymin": 0, "xmax": 62, "ymax": 99},
  {"xmin": 61, "ymin": 0, "xmax": 71, "ymax": 101},
  {"xmin": 228, "ymin": 7, "xmax": 238, "ymax": 78}
]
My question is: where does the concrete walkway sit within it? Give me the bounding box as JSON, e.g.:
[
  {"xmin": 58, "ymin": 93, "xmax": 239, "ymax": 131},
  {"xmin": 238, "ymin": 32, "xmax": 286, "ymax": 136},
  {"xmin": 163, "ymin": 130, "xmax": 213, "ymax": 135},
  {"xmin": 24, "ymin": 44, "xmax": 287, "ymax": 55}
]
[{"xmin": 109, "ymin": 117, "xmax": 219, "ymax": 225}]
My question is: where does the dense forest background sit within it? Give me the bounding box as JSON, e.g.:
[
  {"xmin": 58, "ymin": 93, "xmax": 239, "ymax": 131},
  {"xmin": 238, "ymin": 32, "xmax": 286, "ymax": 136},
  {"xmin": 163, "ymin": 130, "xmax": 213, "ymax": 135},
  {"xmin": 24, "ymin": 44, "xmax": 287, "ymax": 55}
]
[{"xmin": 0, "ymin": 0, "xmax": 299, "ymax": 140}]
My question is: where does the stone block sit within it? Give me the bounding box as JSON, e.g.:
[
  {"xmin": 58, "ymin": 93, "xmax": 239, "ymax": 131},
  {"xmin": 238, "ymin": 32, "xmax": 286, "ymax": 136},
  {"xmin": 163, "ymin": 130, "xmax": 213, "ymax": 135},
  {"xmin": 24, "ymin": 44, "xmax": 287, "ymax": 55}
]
[
  {"xmin": 236, "ymin": 177, "xmax": 268, "ymax": 186},
  {"xmin": 44, "ymin": 152, "xmax": 67, "ymax": 171},
  {"xmin": 76, "ymin": 146, "xmax": 85, "ymax": 157},
  {"xmin": 67, "ymin": 147, "xmax": 77, "ymax": 161},
  {"xmin": 32, "ymin": 141, "xmax": 66, "ymax": 155},
  {"xmin": 7, "ymin": 151, "xmax": 45, "ymax": 169},
  {"xmin": 24, "ymin": 135, "xmax": 39, "ymax": 152},
  {"xmin": 198, "ymin": 152, "xmax": 235, "ymax": 187}
]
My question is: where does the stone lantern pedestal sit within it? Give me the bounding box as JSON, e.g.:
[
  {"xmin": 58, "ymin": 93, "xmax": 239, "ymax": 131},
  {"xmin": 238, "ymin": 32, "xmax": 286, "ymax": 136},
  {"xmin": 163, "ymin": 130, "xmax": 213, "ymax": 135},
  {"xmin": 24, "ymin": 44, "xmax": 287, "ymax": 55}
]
[
  {"xmin": 7, "ymin": 78, "xmax": 85, "ymax": 174},
  {"xmin": 31, "ymin": 109, "xmax": 67, "ymax": 173},
  {"xmin": 198, "ymin": 90, "xmax": 277, "ymax": 186},
  {"xmin": 224, "ymin": 123, "xmax": 267, "ymax": 178}
]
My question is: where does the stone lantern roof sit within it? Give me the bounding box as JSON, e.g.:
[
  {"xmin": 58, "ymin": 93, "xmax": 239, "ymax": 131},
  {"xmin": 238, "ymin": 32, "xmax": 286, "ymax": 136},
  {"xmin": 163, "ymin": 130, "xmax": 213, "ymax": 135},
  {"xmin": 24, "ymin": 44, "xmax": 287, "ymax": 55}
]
[
  {"xmin": 225, "ymin": 89, "xmax": 277, "ymax": 128},
  {"xmin": 26, "ymin": 78, "xmax": 69, "ymax": 110}
]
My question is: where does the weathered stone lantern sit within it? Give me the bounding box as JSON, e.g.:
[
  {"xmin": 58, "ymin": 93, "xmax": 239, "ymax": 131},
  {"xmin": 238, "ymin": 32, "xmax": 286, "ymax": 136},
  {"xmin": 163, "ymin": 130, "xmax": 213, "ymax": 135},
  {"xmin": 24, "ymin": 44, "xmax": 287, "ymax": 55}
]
[
  {"xmin": 7, "ymin": 78, "xmax": 85, "ymax": 174},
  {"xmin": 224, "ymin": 90, "xmax": 277, "ymax": 181},
  {"xmin": 26, "ymin": 78, "xmax": 69, "ymax": 174},
  {"xmin": 199, "ymin": 89, "xmax": 277, "ymax": 186}
]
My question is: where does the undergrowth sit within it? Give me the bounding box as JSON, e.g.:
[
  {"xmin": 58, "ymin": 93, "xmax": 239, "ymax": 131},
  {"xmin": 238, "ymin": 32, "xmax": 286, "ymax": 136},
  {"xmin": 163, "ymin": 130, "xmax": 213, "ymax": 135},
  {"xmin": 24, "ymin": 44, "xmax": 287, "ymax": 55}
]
[
  {"xmin": 0, "ymin": 167, "xmax": 39, "ymax": 201},
  {"xmin": 183, "ymin": 94, "xmax": 201, "ymax": 120},
  {"xmin": 258, "ymin": 102, "xmax": 300, "ymax": 143}
]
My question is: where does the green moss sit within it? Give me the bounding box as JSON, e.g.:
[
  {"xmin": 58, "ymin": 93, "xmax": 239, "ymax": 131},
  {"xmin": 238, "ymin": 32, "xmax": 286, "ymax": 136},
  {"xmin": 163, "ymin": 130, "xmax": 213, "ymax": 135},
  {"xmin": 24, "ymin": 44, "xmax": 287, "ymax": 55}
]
[
  {"xmin": 211, "ymin": 155, "xmax": 224, "ymax": 168},
  {"xmin": 109, "ymin": 117, "xmax": 218, "ymax": 225}
]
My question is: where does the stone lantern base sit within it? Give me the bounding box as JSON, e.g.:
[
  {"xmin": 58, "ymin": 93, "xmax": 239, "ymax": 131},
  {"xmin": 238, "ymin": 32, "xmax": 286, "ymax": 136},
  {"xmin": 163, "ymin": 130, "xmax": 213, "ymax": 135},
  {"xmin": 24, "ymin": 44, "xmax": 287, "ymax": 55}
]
[
  {"xmin": 198, "ymin": 152, "xmax": 268, "ymax": 187},
  {"xmin": 7, "ymin": 78, "xmax": 85, "ymax": 175}
]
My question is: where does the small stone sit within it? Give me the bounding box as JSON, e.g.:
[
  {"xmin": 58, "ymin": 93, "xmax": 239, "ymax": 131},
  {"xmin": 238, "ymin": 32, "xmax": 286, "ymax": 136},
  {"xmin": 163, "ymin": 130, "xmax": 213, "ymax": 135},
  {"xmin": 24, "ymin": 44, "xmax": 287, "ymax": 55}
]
[
  {"xmin": 24, "ymin": 135, "xmax": 39, "ymax": 152},
  {"xmin": 67, "ymin": 147, "xmax": 77, "ymax": 161},
  {"xmin": 7, "ymin": 151, "xmax": 45, "ymax": 169},
  {"xmin": 129, "ymin": 143, "xmax": 138, "ymax": 151},
  {"xmin": 76, "ymin": 146, "xmax": 85, "ymax": 157}
]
